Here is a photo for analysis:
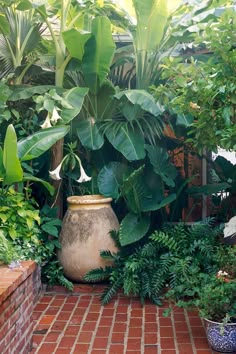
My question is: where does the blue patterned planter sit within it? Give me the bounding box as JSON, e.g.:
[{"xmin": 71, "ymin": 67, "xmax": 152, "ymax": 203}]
[{"xmin": 204, "ymin": 318, "xmax": 236, "ymax": 353}]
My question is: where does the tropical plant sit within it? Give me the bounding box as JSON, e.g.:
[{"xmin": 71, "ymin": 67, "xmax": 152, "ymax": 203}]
[
  {"xmin": 176, "ymin": 276, "xmax": 236, "ymax": 324},
  {"xmin": 0, "ymin": 123, "xmax": 69, "ymax": 193},
  {"xmin": 0, "ymin": 5, "xmax": 43, "ymax": 83},
  {"xmin": 85, "ymin": 219, "xmax": 225, "ymax": 304}
]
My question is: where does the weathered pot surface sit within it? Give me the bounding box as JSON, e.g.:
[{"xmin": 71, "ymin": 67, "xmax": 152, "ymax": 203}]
[
  {"xmin": 204, "ymin": 318, "xmax": 236, "ymax": 353},
  {"xmin": 58, "ymin": 195, "xmax": 119, "ymax": 282}
]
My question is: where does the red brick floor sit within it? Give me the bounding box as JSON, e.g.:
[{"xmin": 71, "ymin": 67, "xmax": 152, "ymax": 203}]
[{"xmin": 30, "ymin": 285, "xmax": 215, "ymax": 354}]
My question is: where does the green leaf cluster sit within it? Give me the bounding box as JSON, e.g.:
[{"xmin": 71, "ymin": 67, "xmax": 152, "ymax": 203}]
[{"xmin": 85, "ymin": 219, "xmax": 229, "ymax": 305}]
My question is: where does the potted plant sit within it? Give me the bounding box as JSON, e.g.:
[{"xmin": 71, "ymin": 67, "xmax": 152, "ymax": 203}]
[{"xmin": 195, "ymin": 276, "xmax": 236, "ymax": 353}]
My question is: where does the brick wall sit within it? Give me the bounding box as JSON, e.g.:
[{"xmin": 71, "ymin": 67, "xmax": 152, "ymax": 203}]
[{"xmin": 0, "ymin": 261, "xmax": 42, "ymax": 354}]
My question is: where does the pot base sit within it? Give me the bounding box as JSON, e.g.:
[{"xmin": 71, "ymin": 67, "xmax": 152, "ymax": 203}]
[{"xmin": 204, "ymin": 319, "xmax": 236, "ymax": 353}]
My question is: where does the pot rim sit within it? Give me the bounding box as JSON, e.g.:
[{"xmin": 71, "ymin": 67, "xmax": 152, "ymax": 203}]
[
  {"xmin": 67, "ymin": 194, "xmax": 112, "ymax": 205},
  {"xmin": 204, "ymin": 318, "xmax": 236, "ymax": 326}
]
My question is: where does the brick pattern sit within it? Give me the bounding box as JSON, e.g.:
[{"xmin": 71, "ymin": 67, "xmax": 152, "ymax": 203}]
[
  {"xmin": 30, "ymin": 286, "xmax": 214, "ymax": 354},
  {"xmin": 0, "ymin": 261, "xmax": 41, "ymax": 354}
]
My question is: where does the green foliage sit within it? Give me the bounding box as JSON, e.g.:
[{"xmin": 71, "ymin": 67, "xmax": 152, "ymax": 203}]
[
  {"xmin": 193, "ymin": 277, "xmax": 236, "ymax": 323},
  {"xmin": 154, "ymin": 8, "xmax": 236, "ymax": 152},
  {"xmin": 0, "ymin": 230, "xmax": 18, "ymax": 264},
  {"xmin": 97, "ymin": 161, "xmax": 177, "ymax": 245},
  {"xmin": 85, "ymin": 220, "xmax": 226, "ymax": 304},
  {"xmin": 0, "ymin": 187, "xmax": 73, "ymax": 290},
  {"xmin": 0, "ymin": 187, "xmax": 40, "ymax": 241},
  {"xmin": 41, "ymin": 259, "xmax": 73, "ymax": 291}
]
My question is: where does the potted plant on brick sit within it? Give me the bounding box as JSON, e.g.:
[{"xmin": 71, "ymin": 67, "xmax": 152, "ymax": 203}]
[{"xmin": 194, "ymin": 276, "xmax": 236, "ymax": 353}]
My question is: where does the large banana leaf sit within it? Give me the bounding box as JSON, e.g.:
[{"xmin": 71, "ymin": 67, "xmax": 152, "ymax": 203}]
[
  {"xmin": 145, "ymin": 145, "xmax": 177, "ymax": 187},
  {"xmin": 3, "ymin": 124, "xmax": 23, "ymax": 184},
  {"xmin": 82, "ymin": 16, "xmax": 115, "ymax": 93},
  {"xmin": 119, "ymin": 212, "xmax": 150, "ymax": 246},
  {"xmin": 119, "ymin": 0, "xmax": 181, "ymax": 88},
  {"xmin": 62, "ymin": 28, "xmax": 91, "ymax": 61},
  {"xmin": 18, "ymin": 126, "xmax": 70, "ymax": 161},
  {"xmin": 60, "ymin": 87, "xmax": 89, "ymax": 124},
  {"xmin": 132, "ymin": 0, "xmax": 169, "ymax": 52},
  {"xmin": 97, "ymin": 162, "xmax": 132, "ymax": 199},
  {"xmin": 106, "ymin": 124, "xmax": 146, "ymax": 161},
  {"xmin": 77, "ymin": 80, "xmax": 115, "ymax": 150}
]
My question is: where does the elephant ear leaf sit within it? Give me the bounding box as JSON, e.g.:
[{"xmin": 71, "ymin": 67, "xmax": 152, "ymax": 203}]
[
  {"xmin": 145, "ymin": 145, "xmax": 177, "ymax": 187},
  {"xmin": 106, "ymin": 124, "xmax": 146, "ymax": 161},
  {"xmin": 77, "ymin": 118, "xmax": 104, "ymax": 150},
  {"xmin": 119, "ymin": 212, "xmax": 150, "ymax": 246},
  {"xmin": 97, "ymin": 162, "xmax": 132, "ymax": 199},
  {"xmin": 18, "ymin": 126, "xmax": 70, "ymax": 161},
  {"xmin": 3, "ymin": 124, "xmax": 23, "ymax": 184}
]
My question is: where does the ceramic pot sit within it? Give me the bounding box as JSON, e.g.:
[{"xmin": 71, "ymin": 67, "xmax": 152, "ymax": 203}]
[
  {"xmin": 204, "ymin": 318, "xmax": 236, "ymax": 353},
  {"xmin": 58, "ymin": 195, "xmax": 119, "ymax": 282}
]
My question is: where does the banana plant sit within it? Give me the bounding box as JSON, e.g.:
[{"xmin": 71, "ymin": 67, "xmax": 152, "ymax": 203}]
[{"xmin": 0, "ymin": 124, "xmax": 69, "ymax": 194}]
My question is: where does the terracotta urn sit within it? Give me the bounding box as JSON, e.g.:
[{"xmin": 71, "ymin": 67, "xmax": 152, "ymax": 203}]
[{"xmin": 58, "ymin": 195, "xmax": 119, "ymax": 282}]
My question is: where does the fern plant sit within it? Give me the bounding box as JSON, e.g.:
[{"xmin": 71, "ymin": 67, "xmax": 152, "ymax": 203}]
[{"xmin": 85, "ymin": 219, "xmax": 227, "ymax": 305}]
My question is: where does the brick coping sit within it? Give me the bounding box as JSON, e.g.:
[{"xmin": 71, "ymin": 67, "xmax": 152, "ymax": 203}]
[{"xmin": 0, "ymin": 260, "xmax": 36, "ymax": 306}]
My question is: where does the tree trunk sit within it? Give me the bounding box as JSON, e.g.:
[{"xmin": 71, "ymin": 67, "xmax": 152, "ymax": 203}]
[{"xmin": 51, "ymin": 138, "xmax": 64, "ymax": 218}]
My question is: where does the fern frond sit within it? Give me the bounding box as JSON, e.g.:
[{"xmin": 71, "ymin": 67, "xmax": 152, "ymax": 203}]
[
  {"xmin": 101, "ymin": 276, "xmax": 124, "ymax": 305},
  {"xmin": 84, "ymin": 267, "xmax": 112, "ymax": 282},
  {"xmin": 58, "ymin": 275, "xmax": 73, "ymax": 291},
  {"xmin": 109, "ymin": 230, "xmax": 121, "ymax": 248},
  {"xmin": 141, "ymin": 241, "xmax": 159, "ymax": 257},
  {"xmin": 151, "ymin": 231, "xmax": 178, "ymax": 252},
  {"xmin": 100, "ymin": 249, "xmax": 116, "ymax": 260}
]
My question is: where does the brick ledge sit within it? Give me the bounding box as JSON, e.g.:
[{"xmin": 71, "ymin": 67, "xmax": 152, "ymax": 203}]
[{"xmin": 0, "ymin": 260, "xmax": 36, "ymax": 306}]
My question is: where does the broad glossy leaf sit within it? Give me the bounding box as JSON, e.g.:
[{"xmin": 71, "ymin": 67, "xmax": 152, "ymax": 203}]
[
  {"xmin": 3, "ymin": 125, "xmax": 23, "ymax": 184},
  {"xmin": 62, "ymin": 28, "xmax": 91, "ymax": 61},
  {"xmin": 18, "ymin": 126, "xmax": 70, "ymax": 161},
  {"xmin": 61, "ymin": 87, "xmax": 88, "ymax": 124},
  {"xmin": 214, "ymin": 156, "xmax": 235, "ymax": 180},
  {"xmin": 106, "ymin": 125, "xmax": 146, "ymax": 161},
  {"xmin": 145, "ymin": 145, "xmax": 177, "ymax": 187},
  {"xmin": 97, "ymin": 162, "xmax": 132, "ymax": 198},
  {"xmin": 82, "ymin": 16, "xmax": 115, "ymax": 93},
  {"xmin": 121, "ymin": 165, "xmax": 149, "ymax": 213},
  {"xmin": 9, "ymin": 85, "xmax": 57, "ymax": 101},
  {"xmin": 23, "ymin": 175, "xmax": 55, "ymax": 196},
  {"xmin": 16, "ymin": 0, "xmax": 32, "ymax": 10},
  {"xmin": 115, "ymin": 90, "xmax": 164, "ymax": 118},
  {"xmin": 188, "ymin": 183, "xmax": 231, "ymax": 196},
  {"xmin": 92, "ymin": 80, "xmax": 116, "ymax": 120},
  {"xmin": 119, "ymin": 212, "xmax": 150, "ymax": 246},
  {"xmin": 77, "ymin": 118, "xmax": 104, "ymax": 150},
  {"xmin": 141, "ymin": 193, "xmax": 177, "ymax": 212}
]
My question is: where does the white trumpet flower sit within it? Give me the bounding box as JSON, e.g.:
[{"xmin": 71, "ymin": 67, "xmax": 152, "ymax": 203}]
[
  {"xmin": 49, "ymin": 162, "xmax": 63, "ymax": 180},
  {"xmin": 51, "ymin": 107, "xmax": 61, "ymax": 123},
  {"xmin": 40, "ymin": 114, "xmax": 52, "ymax": 129},
  {"xmin": 76, "ymin": 159, "xmax": 92, "ymax": 183}
]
